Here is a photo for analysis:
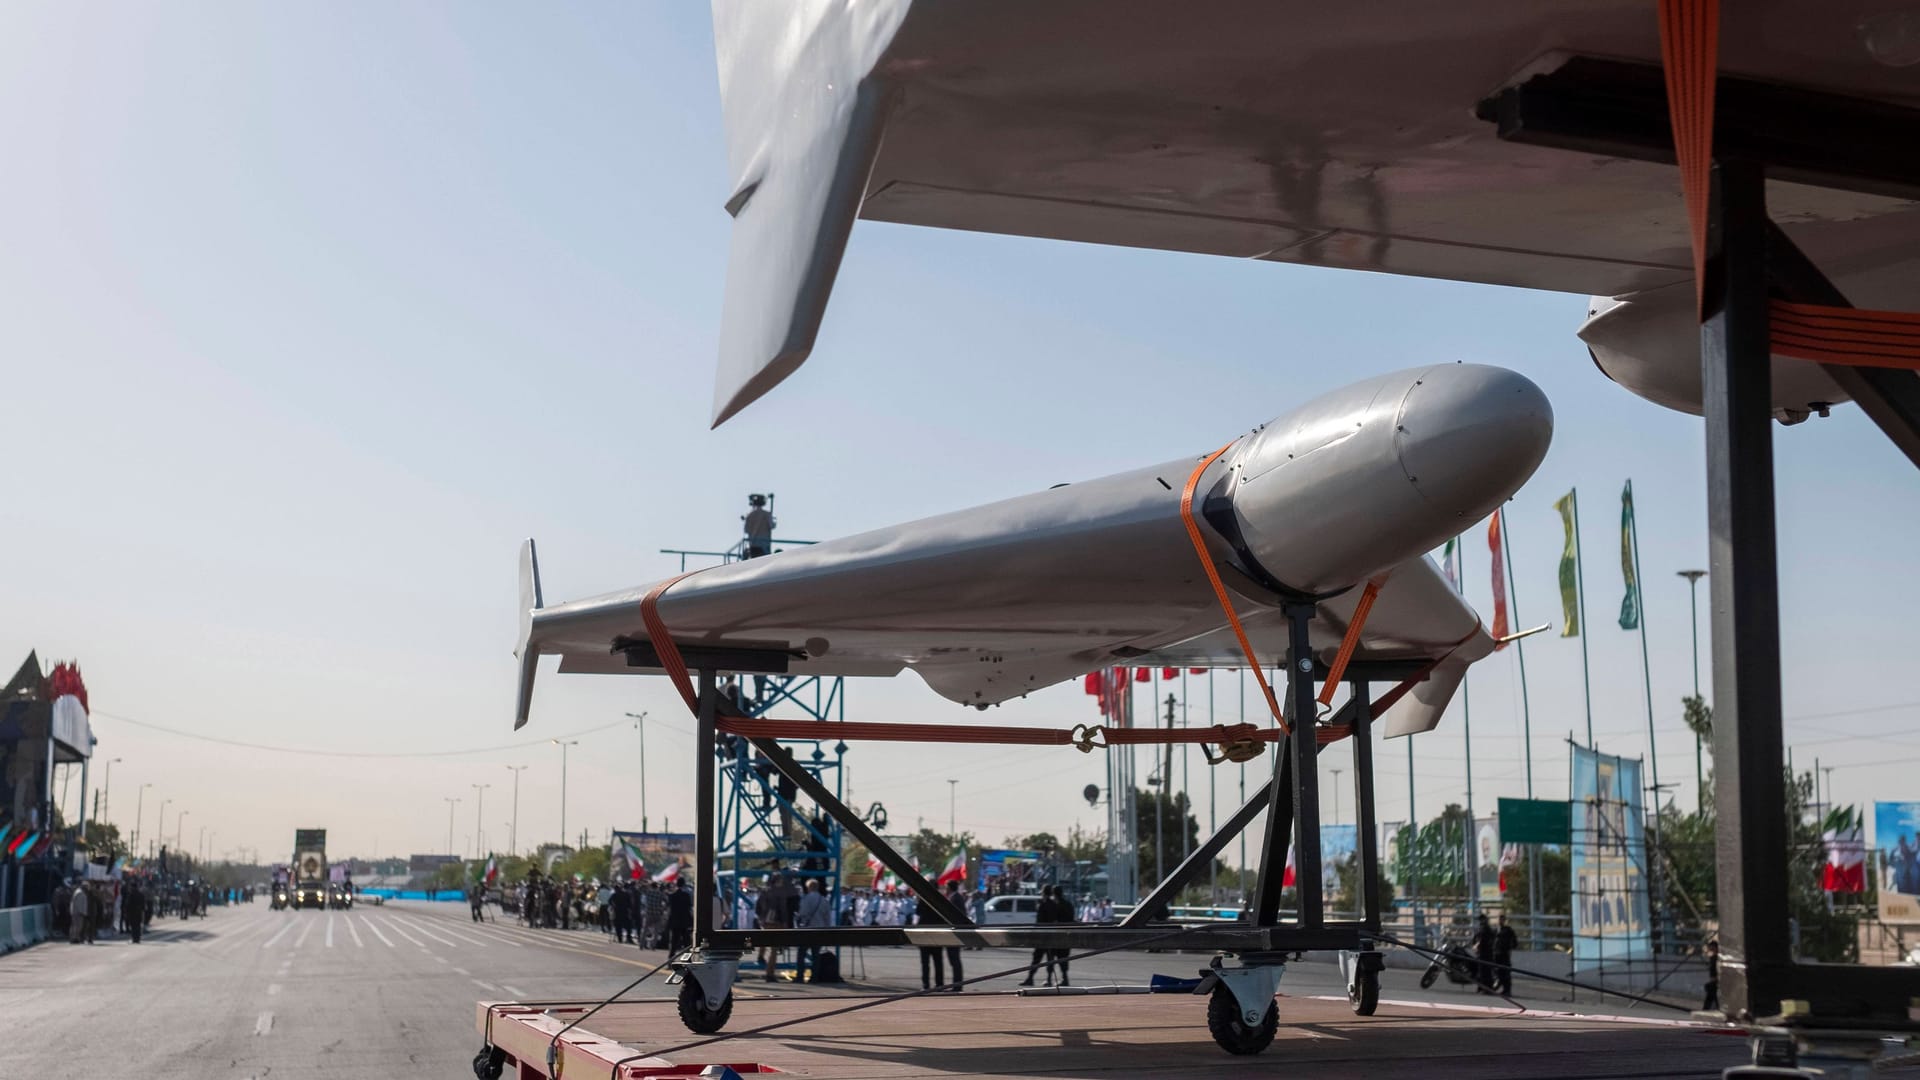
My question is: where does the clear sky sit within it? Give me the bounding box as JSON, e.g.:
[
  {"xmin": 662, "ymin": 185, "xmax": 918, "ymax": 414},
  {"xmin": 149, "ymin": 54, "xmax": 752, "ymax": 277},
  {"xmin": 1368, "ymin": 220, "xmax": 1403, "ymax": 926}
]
[{"xmin": 5, "ymin": 3, "xmax": 1918, "ymax": 868}]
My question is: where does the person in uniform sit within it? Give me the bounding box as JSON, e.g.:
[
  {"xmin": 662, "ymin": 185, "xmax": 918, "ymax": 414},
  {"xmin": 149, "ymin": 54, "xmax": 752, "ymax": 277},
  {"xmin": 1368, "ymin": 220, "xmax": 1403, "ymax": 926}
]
[
  {"xmin": 123, "ymin": 881, "xmax": 147, "ymax": 944},
  {"xmin": 666, "ymin": 878, "xmax": 694, "ymax": 954},
  {"xmin": 1470, "ymin": 913, "xmax": 1496, "ymax": 993},
  {"xmin": 1493, "ymin": 913, "xmax": 1518, "ymax": 996}
]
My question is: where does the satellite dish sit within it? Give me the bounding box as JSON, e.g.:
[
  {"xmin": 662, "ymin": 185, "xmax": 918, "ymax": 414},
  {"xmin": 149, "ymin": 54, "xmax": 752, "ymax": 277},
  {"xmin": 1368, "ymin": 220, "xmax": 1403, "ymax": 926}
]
[{"xmin": 1083, "ymin": 784, "xmax": 1100, "ymax": 807}]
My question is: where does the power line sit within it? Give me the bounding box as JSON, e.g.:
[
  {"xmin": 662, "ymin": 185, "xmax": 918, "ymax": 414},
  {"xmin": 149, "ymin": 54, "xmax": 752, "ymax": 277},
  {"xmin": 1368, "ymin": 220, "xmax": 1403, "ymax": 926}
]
[{"xmin": 91, "ymin": 710, "xmax": 629, "ymax": 759}]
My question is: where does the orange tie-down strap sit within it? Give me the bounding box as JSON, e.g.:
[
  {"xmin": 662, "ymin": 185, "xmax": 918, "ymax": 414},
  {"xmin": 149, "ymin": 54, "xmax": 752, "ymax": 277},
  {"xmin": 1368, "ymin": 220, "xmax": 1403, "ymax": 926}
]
[
  {"xmin": 1180, "ymin": 443, "xmax": 1291, "ymax": 734},
  {"xmin": 1770, "ymin": 300, "xmax": 1920, "ymax": 370}
]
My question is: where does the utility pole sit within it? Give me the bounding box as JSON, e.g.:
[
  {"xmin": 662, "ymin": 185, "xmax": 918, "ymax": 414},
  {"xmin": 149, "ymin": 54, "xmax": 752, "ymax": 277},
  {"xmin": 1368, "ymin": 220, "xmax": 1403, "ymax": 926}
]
[
  {"xmin": 947, "ymin": 779, "xmax": 957, "ymax": 836},
  {"xmin": 472, "ymin": 784, "xmax": 491, "ymax": 858},
  {"xmin": 1331, "ymin": 769, "xmax": 1343, "ymax": 827},
  {"xmin": 1156, "ymin": 692, "xmax": 1175, "ymax": 884},
  {"xmin": 444, "ymin": 797, "xmax": 461, "ymax": 856},
  {"xmin": 505, "ymin": 766, "xmax": 527, "ymax": 855},
  {"xmin": 625, "ymin": 712, "xmax": 649, "ymax": 832},
  {"xmin": 156, "ymin": 799, "xmax": 170, "ymax": 858},
  {"xmin": 552, "ymin": 739, "xmax": 579, "ymax": 849},
  {"xmin": 176, "ymin": 810, "xmax": 189, "ymax": 852}
]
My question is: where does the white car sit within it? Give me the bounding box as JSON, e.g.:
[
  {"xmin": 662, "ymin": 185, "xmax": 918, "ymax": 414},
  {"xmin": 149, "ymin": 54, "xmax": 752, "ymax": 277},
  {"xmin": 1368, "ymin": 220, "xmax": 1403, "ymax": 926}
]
[{"xmin": 979, "ymin": 894, "xmax": 1042, "ymax": 925}]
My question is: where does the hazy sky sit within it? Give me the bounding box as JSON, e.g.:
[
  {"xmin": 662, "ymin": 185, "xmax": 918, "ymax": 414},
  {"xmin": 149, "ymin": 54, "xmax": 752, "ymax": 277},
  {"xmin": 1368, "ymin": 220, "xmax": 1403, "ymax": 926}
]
[{"xmin": 6, "ymin": 4, "xmax": 1918, "ymax": 868}]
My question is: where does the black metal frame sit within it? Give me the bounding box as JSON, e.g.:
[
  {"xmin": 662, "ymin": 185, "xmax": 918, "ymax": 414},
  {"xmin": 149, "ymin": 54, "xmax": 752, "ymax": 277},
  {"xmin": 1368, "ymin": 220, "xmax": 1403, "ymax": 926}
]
[
  {"xmin": 1485, "ymin": 56, "xmax": 1920, "ymax": 1028},
  {"xmin": 686, "ymin": 614, "xmax": 1400, "ymax": 957}
]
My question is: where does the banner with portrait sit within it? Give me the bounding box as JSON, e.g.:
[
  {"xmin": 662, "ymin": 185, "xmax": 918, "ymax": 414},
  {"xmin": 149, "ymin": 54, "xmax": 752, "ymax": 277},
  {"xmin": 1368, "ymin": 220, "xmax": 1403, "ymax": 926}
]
[
  {"xmin": 1570, "ymin": 744, "xmax": 1650, "ymax": 971},
  {"xmin": 1875, "ymin": 802, "xmax": 1920, "ymax": 922}
]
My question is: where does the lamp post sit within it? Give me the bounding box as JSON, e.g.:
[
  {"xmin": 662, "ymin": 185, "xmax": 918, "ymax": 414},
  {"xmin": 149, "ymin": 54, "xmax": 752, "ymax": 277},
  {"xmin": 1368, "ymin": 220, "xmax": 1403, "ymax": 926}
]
[
  {"xmin": 176, "ymin": 811, "xmax": 189, "ymax": 857},
  {"xmin": 552, "ymin": 739, "xmax": 579, "ymax": 848},
  {"xmin": 197, "ymin": 825, "xmax": 206, "ymax": 864},
  {"xmin": 1678, "ymin": 569, "xmax": 1707, "ymax": 809},
  {"xmin": 101, "ymin": 757, "xmax": 121, "ymax": 832},
  {"xmin": 948, "ymin": 779, "xmax": 958, "ymax": 836},
  {"xmin": 625, "ymin": 712, "xmax": 649, "ymax": 832},
  {"xmin": 506, "ymin": 766, "xmax": 527, "ymax": 855},
  {"xmin": 472, "ymin": 784, "xmax": 491, "ymax": 858},
  {"xmin": 156, "ymin": 799, "xmax": 170, "ymax": 858},
  {"xmin": 133, "ymin": 782, "xmax": 152, "ymax": 850},
  {"xmin": 444, "ymin": 797, "xmax": 461, "ymax": 856},
  {"xmin": 1330, "ymin": 768, "xmax": 1343, "ymax": 826}
]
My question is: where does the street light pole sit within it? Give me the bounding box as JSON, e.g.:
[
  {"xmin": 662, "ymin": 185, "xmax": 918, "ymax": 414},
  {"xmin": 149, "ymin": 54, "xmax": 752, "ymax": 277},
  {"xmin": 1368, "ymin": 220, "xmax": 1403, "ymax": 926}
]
[
  {"xmin": 134, "ymin": 783, "xmax": 152, "ymax": 850},
  {"xmin": 472, "ymin": 784, "xmax": 490, "ymax": 858},
  {"xmin": 176, "ymin": 810, "xmax": 189, "ymax": 855},
  {"xmin": 506, "ymin": 766, "xmax": 527, "ymax": 855},
  {"xmin": 1331, "ymin": 768, "xmax": 1343, "ymax": 826},
  {"xmin": 625, "ymin": 713, "xmax": 649, "ymax": 832},
  {"xmin": 444, "ymin": 797, "xmax": 461, "ymax": 856},
  {"xmin": 101, "ymin": 757, "xmax": 121, "ymax": 831},
  {"xmin": 552, "ymin": 739, "xmax": 579, "ymax": 848},
  {"xmin": 156, "ymin": 799, "xmax": 170, "ymax": 858},
  {"xmin": 948, "ymin": 779, "xmax": 957, "ymax": 836},
  {"xmin": 1678, "ymin": 569, "xmax": 1707, "ymax": 809}
]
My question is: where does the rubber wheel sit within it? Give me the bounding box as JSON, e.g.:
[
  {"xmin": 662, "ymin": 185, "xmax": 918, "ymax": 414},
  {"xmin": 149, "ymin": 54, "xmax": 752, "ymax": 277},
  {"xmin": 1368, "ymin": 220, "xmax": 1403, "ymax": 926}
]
[
  {"xmin": 1419, "ymin": 966, "xmax": 1439, "ymax": 990},
  {"xmin": 1350, "ymin": 970, "xmax": 1380, "ymax": 1016},
  {"xmin": 676, "ymin": 978, "xmax": 733, "ymax": 1035},
  {"xmin": 1206, "ymin": 983, "xmax": 1278, "ymax": 1055}
]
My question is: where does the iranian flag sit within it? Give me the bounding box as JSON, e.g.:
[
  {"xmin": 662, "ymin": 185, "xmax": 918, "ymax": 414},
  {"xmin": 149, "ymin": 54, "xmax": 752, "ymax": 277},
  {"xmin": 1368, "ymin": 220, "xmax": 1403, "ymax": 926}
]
[
  {"xmin": 866, "ymin": 852, "xmax": 885, "ymax": 886},
  {"xmin": 1281, "ymin": 844, "xmax": 1295, "ymax": 888},
  {"xmin": 937, "ymin": 848, "xmax": 967, "ymax": 886},
  {"xmin": 1823, "ymin": 806, "xmax": 1865, "ymax": 893},
  {"xmin": 1498, "ymin": 843, "xmax": 1521, "ymax": 893},
  {"xmin": 656, "ymin": 860, "xmax": 681, "ymax": 884},
  {"xmin": 483, "ymin": 856, "xmax": 499, "ymax": 885},
  {"xmin": 618, "ymin": 840, "xmax": 650, "ymax": 881}
]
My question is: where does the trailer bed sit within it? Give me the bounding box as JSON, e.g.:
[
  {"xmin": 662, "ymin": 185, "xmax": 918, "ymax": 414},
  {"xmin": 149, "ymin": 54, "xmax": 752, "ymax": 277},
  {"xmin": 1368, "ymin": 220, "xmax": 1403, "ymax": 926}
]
[{"xmin": 476, "ymin": 989, "xmax": 1744, "ymax": 1079}]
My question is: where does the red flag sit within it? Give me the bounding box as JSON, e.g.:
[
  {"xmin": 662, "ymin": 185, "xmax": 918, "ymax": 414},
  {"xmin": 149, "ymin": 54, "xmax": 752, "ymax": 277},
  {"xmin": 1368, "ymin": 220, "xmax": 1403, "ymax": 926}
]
[
  {"xmin": 1134, "ymin": 668, "xmax": 1151, "ymax": 683},
  {"xmin": 937, "ymin": 848, "xmax": 967, "ymax": 886},
  {"xmin": 1488, "ymin": 510, "xmax": 1511, "ymax": 649},
  {"xmin": 1188, "ymin": 668, "xmax": 1206, "ymax": 675},
  {"xmin": 1083, "ymin": 672, "xmax": 1101, "ymax": 695},
  {"xmin": 1161, "ymin": 667, "xmax": 1179, "ymax": 680}
]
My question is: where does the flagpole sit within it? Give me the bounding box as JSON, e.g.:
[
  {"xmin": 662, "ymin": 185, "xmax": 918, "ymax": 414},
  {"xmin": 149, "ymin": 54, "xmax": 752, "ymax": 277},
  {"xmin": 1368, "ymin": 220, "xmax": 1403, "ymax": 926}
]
[
  {"xmin": 1626, "ymin": 480, "xmax": 1662, "ymax": 800},
  {"xmin": 1572, "ymin": 488, "xmax": 1595, "ymax": 746},
  {"xmin": 1454, "ymin": 534, "xmax": 1478, "ymax": 915},
  {"xmin": 1208, "ymin": 670, "xmax": 1217, "ymax": 901},
  {"xmin": 1238, "ymin": 669, "xmax": 1247, "ymax": 898},
  {"xmin": 1501, "ymin": 511, "xmax": 1543, "ymax": 936}
]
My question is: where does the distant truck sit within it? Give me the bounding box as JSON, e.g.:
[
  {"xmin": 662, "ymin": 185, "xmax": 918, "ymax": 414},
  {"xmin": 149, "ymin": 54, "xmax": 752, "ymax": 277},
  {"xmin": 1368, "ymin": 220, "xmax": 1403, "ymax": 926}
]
[{"xmin": 291, "ymin": 829, "xmax": 328, "ymax": 909}]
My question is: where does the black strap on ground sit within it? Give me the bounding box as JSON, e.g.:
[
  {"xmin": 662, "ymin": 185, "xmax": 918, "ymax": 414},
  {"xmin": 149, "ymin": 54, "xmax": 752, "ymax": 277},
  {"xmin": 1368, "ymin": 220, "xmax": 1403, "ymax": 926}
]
[
  {"xmin": 1366, "ymin": 931, "xmax": 1694, "ymax": 1015},
  {"xmin": 609, "ymin": 923, "xmax": 1232, "ymax": 1074}
]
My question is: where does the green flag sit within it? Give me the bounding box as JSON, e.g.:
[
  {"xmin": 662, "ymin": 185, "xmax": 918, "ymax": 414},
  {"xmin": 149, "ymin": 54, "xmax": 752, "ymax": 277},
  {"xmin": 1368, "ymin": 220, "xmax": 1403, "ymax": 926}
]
[
  {"xmin": 1618, "ymin": 480, "xmax": 1640, "ymax": 630},
  {"xmin": 1554, "ymin": 490, "xmax": 1580, "ymax": 637}
]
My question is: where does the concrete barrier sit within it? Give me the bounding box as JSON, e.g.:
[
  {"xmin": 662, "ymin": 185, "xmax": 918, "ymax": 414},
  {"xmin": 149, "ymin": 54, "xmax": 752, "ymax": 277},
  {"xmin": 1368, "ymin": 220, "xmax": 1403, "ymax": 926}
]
[{"xmin": 0, "ymin": 904, "xmax": 51, "ymax": 953}]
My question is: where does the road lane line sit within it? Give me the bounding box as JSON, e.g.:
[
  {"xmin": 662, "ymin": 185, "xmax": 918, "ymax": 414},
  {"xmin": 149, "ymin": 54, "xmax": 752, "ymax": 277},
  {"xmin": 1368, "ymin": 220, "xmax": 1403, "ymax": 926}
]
[
  {"xmin": 398, "ymin": 914, "xmax": 491, "ymax": 947},
  {"xmin": 267, "ymin": 984, "xmax": 282, "ymax": 996},
  {"xmin": 262, "ymin": 921, "xmax": 294, "ymax": 949},
  {"xmin": 391, "ymin": 916, "xmax": 465, "ymax": 948},
  {"xmin": 254, "ymin": 1011, "xmax": 274, "ymax": 1036},
  {"xmin": 471, "ymin": 978, "xmax": 502, "ymax": 993},
  {"xmin": 360, "ymin": 915, "xmax": 395, "ymax": 948},
  {"xmin": 452, "ymin": 966, "xmax": 470, "ymax": 976},
  {"xmin": 293, "ymin": 919, "xmax": 315, "ymax": 949},
  {"xmin": 380, "ymin": 918, "xmax": 430, "ymax": 949},
  {"xmin": 502, "ymin": 984, "xmax": 527, "ymax": 997},
  {"xmin": 326, "ymin": 915, "xmax": 334, "ymax": 948},
  {"xmin": 346, "ymin": 915, "xmax": 363, "ymax": 947}
]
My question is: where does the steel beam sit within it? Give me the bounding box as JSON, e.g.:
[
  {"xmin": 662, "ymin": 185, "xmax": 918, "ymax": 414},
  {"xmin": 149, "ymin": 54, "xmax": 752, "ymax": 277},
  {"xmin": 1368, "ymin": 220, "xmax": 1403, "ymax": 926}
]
[
  {"xmin": 1352, "ymin": 681, "xmax": 1382, "ymax": 929},
  {"xmin": 1251, "ymin": 726, "xmax": 1297, "ymax": 926},
  {"xmin": 695, "ymin": 669, "xmax": 719, "ymax": 945},
  {"xmin": 746, "ymin": 736, "xmax": 971, "ymax": 927},
  {"xmin": 1287, "ymin": 603, "xmax": 1325, "ymax": 929},
  {"xmin": 703, "ymin": 924, "xmax": 1364, "ymax": 952},
  {"xmin": 1703, "ymin": 160, "xmax": 1793, "ymax": 1022}
]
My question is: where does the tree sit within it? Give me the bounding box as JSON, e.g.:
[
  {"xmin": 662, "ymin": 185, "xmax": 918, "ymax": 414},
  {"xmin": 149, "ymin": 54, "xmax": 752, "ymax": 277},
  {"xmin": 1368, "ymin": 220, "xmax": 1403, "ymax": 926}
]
[
  {"xmin": 906, "ymin": 828, "xmax": 974, "ymax": 872},
  {"xmin": 1132, "ymin": 788, "xmax": 1204, "ymax": 886},
  {"xmin": 1497, "ymin": 845, "xmax": 1571, "ymax": 916}
]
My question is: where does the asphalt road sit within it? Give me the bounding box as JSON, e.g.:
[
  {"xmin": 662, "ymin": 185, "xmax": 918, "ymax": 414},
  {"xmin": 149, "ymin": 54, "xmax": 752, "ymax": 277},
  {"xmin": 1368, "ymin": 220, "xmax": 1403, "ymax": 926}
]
[{"xmin": 0, "ymin": 898, "xmax": 1678, "ymax": 1079}]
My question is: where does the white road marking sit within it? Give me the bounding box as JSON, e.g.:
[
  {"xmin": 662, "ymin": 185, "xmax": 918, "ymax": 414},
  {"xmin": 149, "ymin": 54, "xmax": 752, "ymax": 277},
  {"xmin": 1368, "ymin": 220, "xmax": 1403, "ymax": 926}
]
[
  {"xmin": 452, "ymin": 967, "xmax": 470, "ymax": 976},
  {"xmin": 471, "ymin": 978, "xmax": 501, "ymax": 993},
  {"xmin": 325, "ymin": 915, "xmax": 335, "ymax": 948},
  {"xmin": 293, "ymin": 919, "xmax": 314, "ymax": 949},
  {"xmin": 401, "ymin": 914, "xmax": 493, "ymax": 948},
  {"xmin": 380, "ymin": 918, "xmax": 430, "ymax": 949},
  {"xmin": 346, "ymin": 915, "xmax": 364, "ymax": 947},
  {"xmin": 431, "ymin": 954, "xmax": 448, "ymax": 964},
  {"xmin": 254, "ymin": 1011, "xmax": 274, "ymax": 1036},
  {"xmin": 360, "ymin": 915, "xmax": 395, "ymax": 948},
  {"xmin": 262, "ymin": 922, "xmax": 294, "ymax": 949},
  {"xmin": 267, "ymin": 983, "xmax": 282, "ymax": 996},
  {"xmin": 391, "ymin": 915, "xmax": 466, "ymax": 948},
  {"xmin": 502, "ymin": 984, "xmax": 527, "ymax": 997}
]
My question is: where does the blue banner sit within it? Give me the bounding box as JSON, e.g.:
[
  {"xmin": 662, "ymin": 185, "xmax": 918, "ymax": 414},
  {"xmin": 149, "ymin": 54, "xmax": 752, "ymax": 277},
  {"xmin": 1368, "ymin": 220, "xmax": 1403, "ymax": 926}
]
[
  {"xmin": 1570, "ymin": 744, "xmax": 1650, "ymax": 970},
  {"xmin": 1874, "ymin": 802, "xmax": 1920, "ymax": 921},
  {"xmin": 1320, "ymin": 824, "xmax": 1357, "ymax": 893}
]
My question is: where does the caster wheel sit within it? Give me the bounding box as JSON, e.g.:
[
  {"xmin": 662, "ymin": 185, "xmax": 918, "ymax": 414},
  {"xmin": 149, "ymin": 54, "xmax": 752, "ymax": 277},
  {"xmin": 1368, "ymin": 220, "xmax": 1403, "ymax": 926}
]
[
  {"xmin": 1206, "ymin": 983, "xmax": 1278, "ymax": 1055},
  {"xmin": 1349, "ymin": 970, "xmax": 1379, "ymax": 1016},
  {"xmin": 470, "ymin": 1045, "xmax": 506, "ymax": 1080},
  {"xmin": 1419, "ymin": 967, "xmax": 1439, "ymax": 990},
  {"xmin": 676, "ymin": 977, "xmax": 733, "ymax": 1035}
]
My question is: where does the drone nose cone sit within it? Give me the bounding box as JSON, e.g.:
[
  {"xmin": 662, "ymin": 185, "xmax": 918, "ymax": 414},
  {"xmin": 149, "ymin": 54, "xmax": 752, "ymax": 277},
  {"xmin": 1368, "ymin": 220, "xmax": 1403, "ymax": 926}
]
[{"xmin": 1395, "ymin": 365, "xmax": 1553, "ymax": 519}]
